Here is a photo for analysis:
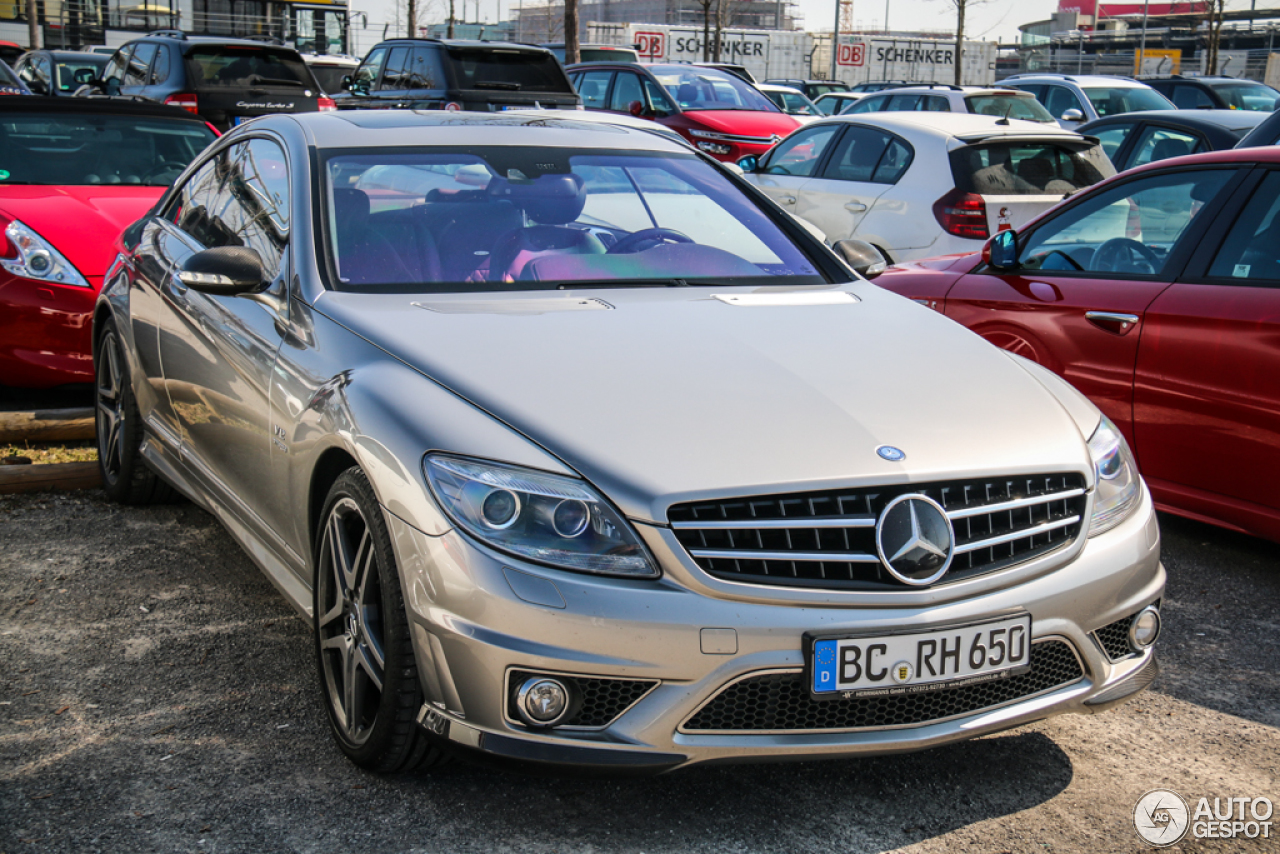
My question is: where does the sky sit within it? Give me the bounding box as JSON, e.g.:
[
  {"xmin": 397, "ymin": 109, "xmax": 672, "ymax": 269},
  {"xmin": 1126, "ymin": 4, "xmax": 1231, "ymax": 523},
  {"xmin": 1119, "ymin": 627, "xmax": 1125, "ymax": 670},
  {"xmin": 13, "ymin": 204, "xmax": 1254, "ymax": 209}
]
[{"xmin": 350, "ymin": 0, "xmax": 1064, "ymax": 49}]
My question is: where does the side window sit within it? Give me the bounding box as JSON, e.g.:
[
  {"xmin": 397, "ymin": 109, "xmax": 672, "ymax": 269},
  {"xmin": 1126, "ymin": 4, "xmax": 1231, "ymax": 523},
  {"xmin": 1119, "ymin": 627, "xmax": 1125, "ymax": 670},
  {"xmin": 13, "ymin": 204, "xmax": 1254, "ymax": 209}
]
[
  {"xmin": 102, "ymin": 45, "xmax": 134, "ymax": 85},
  {"xmin": 126, "ymin": 43, "xmax": 158, "ymax": 87},
  {"xmin": 380, "ymin": 47, "xmax": 409, "ymax": 90},
  {"xmin": 922, "ymin": 95, "xmax": 950, "ymax": 111},
  {"xmin": 406, "ymin": 47, "xmax": 444, "ymax": 89},
  {"xmin": 871, "ymin": 138, "xmax": 913, "ymax": 184},
  {"xmin": 1019, "ymin": 169, "xmax": 1232, "ymax": 276},
  {"xmin": 150, "ymin": 46, "xmax": 171, "ymax": 85},
  {"xmin": 577, "ymin": 70, "xmax": 613, "ymax": 109},
  {"xmin": 1171, "ymin": 84, "xmax": 1215, "ymax": 109},
  {"xmin": 822, "ymin": 125, "xmax": 893, "ymax": 183},
  {"xmin": 762, "ymin": 124, "xmax": 840, "ymax": 177},
  {"xmin": 1043, "ymin": 85, "xmax": 1077, "ymax": 118},
  {"xmin": 18, "ymin": 57, "xmax": 50, "ymax": 93},
  {"xmin": 1130, "ymin": 126, "xmax": 1202, "ymax": 167},
  {"xmin": 1206, "ymin": 171, "xmax": 1280, "ymax": 282},
  {"xmin": 1093, "ymin": 125, "xmax": 1134, "ymax": 162},
  {"xmin": 609, "ymin": 71, "xmax": 643, "ymax": 111},
  {"xmin": 351, "ymin": 47, "xmax": 386, "ymax": 92},
  {"xmin": 168, "ymin": 157, "xmax": 226, "ymax": 247},
  {"xmin": 845, "ymin": 95, "xmax": 884, "ymax": 114},
  {"xmin": 885, "ymin": 93, "xmax": 922, "ymax": 110},
  {"xmin": 642, "ymin": 78, "xmax": 674, "ymax": 115}
]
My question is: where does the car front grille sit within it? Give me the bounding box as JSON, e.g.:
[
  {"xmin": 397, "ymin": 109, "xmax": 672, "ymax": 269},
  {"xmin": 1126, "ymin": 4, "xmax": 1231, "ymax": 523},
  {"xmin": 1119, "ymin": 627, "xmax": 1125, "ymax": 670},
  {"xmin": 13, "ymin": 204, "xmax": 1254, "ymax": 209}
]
[
  {"xmin": 507, "ymin": 670, "xmax": 657, "ymax": 730},
  {"xmin": 668, "ymin": 473, "xmax": 1087, "ymax": 590},
  {"xmin": 680, "ymin": 639, "xmax": 1085, "ymax": 733}
]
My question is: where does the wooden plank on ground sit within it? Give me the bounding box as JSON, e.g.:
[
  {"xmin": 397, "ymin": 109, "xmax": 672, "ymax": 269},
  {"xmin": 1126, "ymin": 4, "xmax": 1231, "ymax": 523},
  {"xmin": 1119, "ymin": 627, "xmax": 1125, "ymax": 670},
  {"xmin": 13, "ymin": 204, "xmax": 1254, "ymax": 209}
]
[
  {"xmin": 0, "ymin": 409, "xmax": 96, "ymax": 444},
  {"xmin": 0, "ymin": 462, "xmax": 101, "ymax": 494}
]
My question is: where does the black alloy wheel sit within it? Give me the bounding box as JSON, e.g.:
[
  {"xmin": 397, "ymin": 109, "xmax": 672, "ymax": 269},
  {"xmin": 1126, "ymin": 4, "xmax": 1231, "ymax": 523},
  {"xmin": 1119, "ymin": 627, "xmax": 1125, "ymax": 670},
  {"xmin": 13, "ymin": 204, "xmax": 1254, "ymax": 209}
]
[{"xmin": 95, "ymin": 318, "xmax": 176, "ymax": 504}]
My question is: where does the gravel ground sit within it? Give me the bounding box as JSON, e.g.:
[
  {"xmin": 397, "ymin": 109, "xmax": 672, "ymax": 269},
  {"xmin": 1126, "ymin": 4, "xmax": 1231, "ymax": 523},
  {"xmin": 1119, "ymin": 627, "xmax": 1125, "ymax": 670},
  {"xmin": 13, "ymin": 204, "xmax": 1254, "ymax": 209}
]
[{"xmin": 1, "ymin": 489, "xmax": 1278, "ymax": 854}]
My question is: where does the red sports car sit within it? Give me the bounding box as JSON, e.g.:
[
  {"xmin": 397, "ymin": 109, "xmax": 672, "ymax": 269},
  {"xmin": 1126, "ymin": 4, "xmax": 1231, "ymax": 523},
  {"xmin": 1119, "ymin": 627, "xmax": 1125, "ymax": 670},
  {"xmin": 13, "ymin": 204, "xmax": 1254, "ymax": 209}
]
[
  {"xmin": 1, "ymin": 97, "xmax": 217, "ymax": 387},
  {"xmin": 566, "ymin": 62, "xmax": 801, "ymax": 162},
  {"xmin": 874, "ymin": 147, "xmax": 1280, "ymax": 543}
]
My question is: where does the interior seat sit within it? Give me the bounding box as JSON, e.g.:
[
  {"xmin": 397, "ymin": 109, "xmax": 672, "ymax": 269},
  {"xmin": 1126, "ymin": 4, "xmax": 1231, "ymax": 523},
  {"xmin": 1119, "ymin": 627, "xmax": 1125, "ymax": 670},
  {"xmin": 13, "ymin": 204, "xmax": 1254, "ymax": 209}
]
[
  {"xmin": 332, "ymin": 188, "xmax": 420, "ymax": 285},
  {"xmin": 485, "ymin": 174, "xmax": 606, "ymax": 282}
]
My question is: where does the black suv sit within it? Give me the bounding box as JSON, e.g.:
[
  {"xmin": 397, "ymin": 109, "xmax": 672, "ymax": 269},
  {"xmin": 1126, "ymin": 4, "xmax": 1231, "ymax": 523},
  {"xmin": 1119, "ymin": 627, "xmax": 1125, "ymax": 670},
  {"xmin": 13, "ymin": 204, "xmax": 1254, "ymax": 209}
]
[
  {"xmin": 88, "ymin": 31, "xmax": 330, "ymax": 130},
  {"xmin": 334, "ymin": 39, "xmax": 580, "ymax": 112},
  {"xmin": 1143, "ymin": 75, "xmax": 1280, "ymax": 112}
]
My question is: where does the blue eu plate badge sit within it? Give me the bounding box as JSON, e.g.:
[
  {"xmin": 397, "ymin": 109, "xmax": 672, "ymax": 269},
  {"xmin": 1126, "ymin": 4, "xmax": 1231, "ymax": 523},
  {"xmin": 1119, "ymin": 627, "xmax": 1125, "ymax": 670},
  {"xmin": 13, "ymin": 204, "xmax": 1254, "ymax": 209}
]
[{"xmin": 813, "ymin": 639, "xmax": 837, "ymax": 692}]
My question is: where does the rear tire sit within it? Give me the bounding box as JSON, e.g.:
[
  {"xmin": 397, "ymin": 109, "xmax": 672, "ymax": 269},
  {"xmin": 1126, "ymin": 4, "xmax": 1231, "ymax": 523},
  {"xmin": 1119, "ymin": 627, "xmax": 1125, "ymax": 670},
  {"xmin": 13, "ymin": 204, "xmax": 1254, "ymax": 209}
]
[
  {"xmin": 314, "ymin": 467, "xmax": 447, "ymax": 773},
  {"xmin": 95, "ymin": 318, "xmax": 177, "ymax": 505}
]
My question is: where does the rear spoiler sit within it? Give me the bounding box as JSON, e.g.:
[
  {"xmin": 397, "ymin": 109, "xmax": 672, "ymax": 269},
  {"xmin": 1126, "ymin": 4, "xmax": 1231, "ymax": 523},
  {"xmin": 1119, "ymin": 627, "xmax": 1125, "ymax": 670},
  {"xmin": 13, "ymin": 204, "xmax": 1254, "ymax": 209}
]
[{"xmin": 951, "ymin": 133, "xmax": 1101, "ymax": 147}]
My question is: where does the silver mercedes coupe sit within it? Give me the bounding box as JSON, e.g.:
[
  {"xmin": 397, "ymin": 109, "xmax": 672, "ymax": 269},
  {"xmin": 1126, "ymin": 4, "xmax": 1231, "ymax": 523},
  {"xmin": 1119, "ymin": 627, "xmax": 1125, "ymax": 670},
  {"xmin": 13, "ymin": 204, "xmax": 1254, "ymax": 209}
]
[{"xmin": 93, "ymin": 111, "xmax": 1164, "ymax": 773}]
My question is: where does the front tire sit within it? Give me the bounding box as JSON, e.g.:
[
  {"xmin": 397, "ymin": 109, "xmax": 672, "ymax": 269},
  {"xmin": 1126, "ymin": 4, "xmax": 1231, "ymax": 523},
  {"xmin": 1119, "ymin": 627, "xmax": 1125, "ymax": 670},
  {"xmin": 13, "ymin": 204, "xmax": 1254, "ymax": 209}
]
[
  {"xmin": 95, "ymin": 318, "xmax": 176, "ymax": 505},
  {"xmin": 314, "ymin": 468, "xmax": 445, "ymax": 773}
]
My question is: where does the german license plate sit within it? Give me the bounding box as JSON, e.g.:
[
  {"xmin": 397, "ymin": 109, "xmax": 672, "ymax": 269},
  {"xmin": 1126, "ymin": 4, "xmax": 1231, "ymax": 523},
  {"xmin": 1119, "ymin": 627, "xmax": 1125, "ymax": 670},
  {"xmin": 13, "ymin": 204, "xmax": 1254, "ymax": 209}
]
[{"xmin": 808, "ymin": 614, "xmax": 1032, "ymax": 699}]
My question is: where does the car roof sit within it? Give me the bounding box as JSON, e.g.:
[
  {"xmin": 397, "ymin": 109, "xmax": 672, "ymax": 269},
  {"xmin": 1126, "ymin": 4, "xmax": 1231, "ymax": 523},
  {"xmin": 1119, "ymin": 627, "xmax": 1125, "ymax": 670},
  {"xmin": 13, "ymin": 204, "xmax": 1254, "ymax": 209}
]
[
  {"xmin": 1003, "ymin": 73, "xmax": 1153, "ymax": 88},
  {"xmin": 374, "ymin": 38, "xmax": 551, "ymax": 53},
  {"xmin": 33, "ymin": 50, "xmax": 109, "ymax": 60},
  {"xmin": 812, "ymin": 111, "xmax": 1081, "ymax": 138},
  {"xmin": 1080, "ymin": 109, "xmax": 1268, "ymax": 133},
  {"xmin": 0, "ymin": 94, "xmax": 211, "ymax": 121},
  {"xmin": 285, "ymin": 110, "xmax": 694, "ymax": 153},
  {"xmin": 758, "ymin": 83, "xmax": 803, "ymax": 93}
]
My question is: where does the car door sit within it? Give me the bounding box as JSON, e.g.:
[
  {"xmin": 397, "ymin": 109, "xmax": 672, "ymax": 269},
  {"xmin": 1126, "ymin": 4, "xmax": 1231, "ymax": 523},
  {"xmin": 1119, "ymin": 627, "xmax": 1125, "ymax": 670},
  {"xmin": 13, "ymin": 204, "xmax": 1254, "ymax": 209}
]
[
  {"xmin": 574, "ymin": 68, "xmax": 615, "ymax": 111},
  {"xmin": 794, "ymin": 124, "xmax": 906, "ymax": 247},
  {"xmin": 154, "ymin": 137, "xmax": 296, "ymax": 554},
  {"xmin": 119, "ymin": 42, "xmax": 157, "ymax": 100},
  {"xmin": 1132, "ymin": 167, "xmax": 1280, "ymax": 536},
  {"xmin": 371, "ymin": 45, "xmax": 412, "ymax": 107},
  {"xmin": 1090, "ymin": 120, "xmax": 1140, "ymax": 169},
  {"xmin": 746, "ymin": 123, "xmax": 842, "ymax": 216},
  {"xmin": 943, "ymin": 166, "xmax": 1240, "ymax": 443},
  {"xmin": 99, "ymin": 44, "xmax": 133, "ymax": 96},
  {"xmin": 1124, "ymin": 124, "xmax": 1206, "ymax": 170}
]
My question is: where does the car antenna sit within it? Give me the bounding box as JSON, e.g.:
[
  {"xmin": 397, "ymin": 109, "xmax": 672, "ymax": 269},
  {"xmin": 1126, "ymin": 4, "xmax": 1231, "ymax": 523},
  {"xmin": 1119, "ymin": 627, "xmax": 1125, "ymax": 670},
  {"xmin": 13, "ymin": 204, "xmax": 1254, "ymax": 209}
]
[{"xmin": 997, "ymin": 102, "xmax": 1012, "ymax": 125}]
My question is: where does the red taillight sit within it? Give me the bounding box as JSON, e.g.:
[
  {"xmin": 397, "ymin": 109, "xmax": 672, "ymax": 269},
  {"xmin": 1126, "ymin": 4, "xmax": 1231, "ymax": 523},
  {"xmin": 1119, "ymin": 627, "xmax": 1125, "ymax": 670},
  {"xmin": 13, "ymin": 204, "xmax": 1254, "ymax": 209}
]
[
  {"xmin": 164, "ymin": 92, "xmax": 199, "ymax": 115},
  {"xmin": 933, "ymin": 189, "xmax": 990, "ymax": 240},
  {"xmin": 318, "ymin": 96, "xmax": 337, "ymax": 112}
]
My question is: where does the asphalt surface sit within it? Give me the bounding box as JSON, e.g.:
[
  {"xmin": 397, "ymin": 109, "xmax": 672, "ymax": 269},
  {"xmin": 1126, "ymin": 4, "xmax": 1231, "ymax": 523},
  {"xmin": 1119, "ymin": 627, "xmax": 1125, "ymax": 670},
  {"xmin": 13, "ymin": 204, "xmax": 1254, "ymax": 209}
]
[{"xmin": 1, "ymin": 489, "xmax": 1278, "ymax": 854}]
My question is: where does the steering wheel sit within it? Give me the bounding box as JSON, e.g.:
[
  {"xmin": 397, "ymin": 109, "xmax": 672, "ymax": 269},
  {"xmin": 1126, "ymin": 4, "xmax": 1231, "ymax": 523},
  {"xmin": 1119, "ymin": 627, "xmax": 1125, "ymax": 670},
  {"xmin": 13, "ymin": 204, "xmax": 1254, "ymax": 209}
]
[
  {"xmin": 1092, "ymin": 237, "xmax": 1160, "ymax": 274},
  {"xmin": 607, "ymin": 227, "xmax": 694, "ymax": 255},
  {"xmin": 141, "ymin": 162, "xmax": 182, "ymax": 185}
]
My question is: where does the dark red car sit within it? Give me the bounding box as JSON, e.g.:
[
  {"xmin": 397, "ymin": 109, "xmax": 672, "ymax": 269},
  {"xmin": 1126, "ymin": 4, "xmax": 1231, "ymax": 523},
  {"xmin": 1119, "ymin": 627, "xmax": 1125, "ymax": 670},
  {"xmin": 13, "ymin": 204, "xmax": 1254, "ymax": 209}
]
[
  {"xmin": 1, "ymin": 97, "xmax": 217, "ymax": 388},
  {"xmin": 874, "ymin": 148, "xmax": 1280, "ymax": 543},
  {"xmin": 566, "ymin": 62, "xmax": 800, "ymax": 162}
]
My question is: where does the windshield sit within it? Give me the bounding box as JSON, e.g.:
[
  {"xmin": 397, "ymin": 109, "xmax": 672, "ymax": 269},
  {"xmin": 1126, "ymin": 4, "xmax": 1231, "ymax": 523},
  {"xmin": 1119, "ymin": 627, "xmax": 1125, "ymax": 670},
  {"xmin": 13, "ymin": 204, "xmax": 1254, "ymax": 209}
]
[
  {"xmin": 966, "ymin": 93, "xmax": 1054, "ymax": 123},
  {"xmin": 647, "ymin": 65, "xmax": 779, "ymax": 112},
  {"xmin": 950, "ymin": 140, "xmax": 1114, "ymax": 196},
  {"xmin": 1214, "ymin": 81, "xmax": 1280, "ymax": 111},
  {"xmin": 0, "ymin": 112, "xmax": 216, "ymax": 186},
  {"xmin": 307, "ymin": 63, "xmax": 353, "ymax": 95},
  {"xmin": 185, "ymin": 47, "xmax": 314, "ymax": 89},
  {"xmin": 446, "ymin": 49, "xmax": 572, "ymax": 93},
  {"xmin": 323, "ymin": 147, "xmax": 823, "ymax": 292},
  {"xmin": 1083, "ymin": 86, "xmax": 1173, "ymax": 116},
  {"xmin": 54, "ymin": 57, "xmax": 107, "ymax": 92}
]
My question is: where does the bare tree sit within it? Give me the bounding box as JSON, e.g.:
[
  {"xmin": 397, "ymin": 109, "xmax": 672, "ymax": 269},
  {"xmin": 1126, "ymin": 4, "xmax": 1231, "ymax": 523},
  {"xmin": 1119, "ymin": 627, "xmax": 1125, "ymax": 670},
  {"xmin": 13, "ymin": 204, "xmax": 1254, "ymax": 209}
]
[
  {"xmin": 696, "ymin": 0, "xmax": 713, "ymax": 61},
  {"xmin": 26, "ymin": 0, "xmax": 39, "ymax": 49},
  {"xmin": 713, "ymin": 0, "xmax": 734, "ymax": 62},
  {"xmin": 1204, "ymin": 0, "xmax": 1227, "ymax": 75},
  {"xmin": 565, "ymin": 0, "xmax": 579, "ymax": 63},
  {"xmin": 939, "ymin": 0, "xmax": 986, "ymax": 85}
]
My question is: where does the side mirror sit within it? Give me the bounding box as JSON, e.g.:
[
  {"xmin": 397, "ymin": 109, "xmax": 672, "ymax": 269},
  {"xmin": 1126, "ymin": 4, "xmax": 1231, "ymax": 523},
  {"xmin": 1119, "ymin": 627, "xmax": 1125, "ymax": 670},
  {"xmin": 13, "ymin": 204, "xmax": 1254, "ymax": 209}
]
[
  {"xmin": 178, "ymin": 247, "xmax": 266, "ymax": 295},
  {"xmin": 1060, "ymin": 108, "xmax": 1084, "ymax": 123},
  {"xmin": 341, "ymin": 74, "xmax": 352, "ymax": 91},
  {"xmin": 832, "ymin": 239, "xmax": 887, "ymax": 279},
  {"xmin": 736, "ymin": 154, "xmax": 759, "ymax": 172},
  {"xmin": 628, "ymin": 99, "xmax": 644, "ymax": 117},
  {"xmin": 983, "ymin": 229, "xmax": 1019, "ymax": 271}
]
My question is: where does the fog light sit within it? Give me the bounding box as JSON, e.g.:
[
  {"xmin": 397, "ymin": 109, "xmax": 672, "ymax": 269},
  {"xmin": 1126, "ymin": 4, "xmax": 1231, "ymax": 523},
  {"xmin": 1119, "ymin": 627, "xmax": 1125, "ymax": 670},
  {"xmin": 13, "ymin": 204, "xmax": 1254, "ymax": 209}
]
[
  {"xmin": 1129, "ymin": 606, "xmax": 1161, "ymax": 651},
  {"xmin": 517, "ymin": 677, "xmax": 570, "ymax": 726}
]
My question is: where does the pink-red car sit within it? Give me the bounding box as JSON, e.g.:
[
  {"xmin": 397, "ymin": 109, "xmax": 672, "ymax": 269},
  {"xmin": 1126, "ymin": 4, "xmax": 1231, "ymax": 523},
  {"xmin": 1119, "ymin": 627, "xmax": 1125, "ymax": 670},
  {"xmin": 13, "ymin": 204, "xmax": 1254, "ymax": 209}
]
[
  {"xmin": 1, "ymin": 97, "xmax": 216, "ymax": 387},
  {"xmin": 566, "ymin": 62, "xmax": 801, "ymax": 162},
  {"xmin": 874, "ymin": 148, "xmax": 1280, "ymax": 543}
]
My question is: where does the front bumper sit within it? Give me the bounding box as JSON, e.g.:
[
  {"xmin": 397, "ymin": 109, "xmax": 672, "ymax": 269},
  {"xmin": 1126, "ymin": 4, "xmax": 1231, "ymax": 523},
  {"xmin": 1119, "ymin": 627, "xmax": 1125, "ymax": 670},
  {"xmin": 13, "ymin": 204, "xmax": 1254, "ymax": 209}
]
[{"xmin": 387, "ymin": 484, "xmax": 1164, "ymax": 772}]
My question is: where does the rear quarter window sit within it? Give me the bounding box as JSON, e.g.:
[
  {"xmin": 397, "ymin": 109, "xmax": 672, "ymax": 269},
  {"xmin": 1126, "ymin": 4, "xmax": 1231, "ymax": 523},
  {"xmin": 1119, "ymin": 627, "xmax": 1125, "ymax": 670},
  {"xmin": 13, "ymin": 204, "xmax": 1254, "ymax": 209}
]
[
  {"xmin": 444, "ymin": 49, "xmax": 572, "ymax": 94},
  {"xmin": 950, "ymin": 141, "xmax": 1114, "ymax": 196}
]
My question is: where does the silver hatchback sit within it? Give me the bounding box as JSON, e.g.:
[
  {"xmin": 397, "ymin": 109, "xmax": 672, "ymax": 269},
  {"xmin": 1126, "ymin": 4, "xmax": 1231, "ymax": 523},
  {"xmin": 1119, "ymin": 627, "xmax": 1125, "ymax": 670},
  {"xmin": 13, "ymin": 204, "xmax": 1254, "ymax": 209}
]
[{"xmin": 94, "ymin": 111, "xmax": 1164, "ymax": 773}]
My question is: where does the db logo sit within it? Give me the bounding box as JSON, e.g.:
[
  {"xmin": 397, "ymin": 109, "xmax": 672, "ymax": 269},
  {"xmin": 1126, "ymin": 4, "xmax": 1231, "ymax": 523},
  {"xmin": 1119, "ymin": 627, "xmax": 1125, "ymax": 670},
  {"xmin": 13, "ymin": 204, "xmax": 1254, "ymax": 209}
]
[
  {"xmin": 637, "ymin": 31, "xmax": 665, "ymax": 59},
  {"xmin": 837, "ymin": 42, "xmax": 866, "ymax": 66}
]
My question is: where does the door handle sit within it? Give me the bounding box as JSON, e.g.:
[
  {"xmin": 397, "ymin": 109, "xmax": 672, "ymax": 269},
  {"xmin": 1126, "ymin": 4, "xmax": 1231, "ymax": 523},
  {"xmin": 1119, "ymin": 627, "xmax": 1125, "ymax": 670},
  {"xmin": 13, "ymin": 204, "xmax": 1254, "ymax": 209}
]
[
  {"xmin": 780, "ymin": 195, "xmax": 796, "ymax": 205},
  {"xmin": 844, "ymin": 201, "xmax": 868, "ymax": 212},
  {"xmin": 1085, "ymin": 311, "xmax": 1139, "ymax": 334}
]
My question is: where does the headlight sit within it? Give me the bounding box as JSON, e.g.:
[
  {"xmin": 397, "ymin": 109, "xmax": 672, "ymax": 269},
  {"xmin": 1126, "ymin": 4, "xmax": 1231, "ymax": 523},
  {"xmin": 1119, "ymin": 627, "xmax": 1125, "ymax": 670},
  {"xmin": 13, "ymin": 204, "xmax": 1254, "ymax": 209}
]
[
  {"xmin": 1, "ymin": 220, "xmax": 91, "ymax": 288},
  {"xmin": 1087, "ymin": 415, "xmax": 1140, "ymax": 537},
  {"xmin": 424, "ymin": 454, "xmax": 659, "ymax": 578}
]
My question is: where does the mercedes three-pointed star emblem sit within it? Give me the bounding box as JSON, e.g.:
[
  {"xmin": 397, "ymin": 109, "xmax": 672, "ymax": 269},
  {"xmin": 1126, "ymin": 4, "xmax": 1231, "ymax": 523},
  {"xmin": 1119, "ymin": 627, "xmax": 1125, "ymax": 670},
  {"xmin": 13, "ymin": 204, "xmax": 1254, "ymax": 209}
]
[{"xmin": 875, "ymin": 494, "xmax": 955, "ymax": 586}]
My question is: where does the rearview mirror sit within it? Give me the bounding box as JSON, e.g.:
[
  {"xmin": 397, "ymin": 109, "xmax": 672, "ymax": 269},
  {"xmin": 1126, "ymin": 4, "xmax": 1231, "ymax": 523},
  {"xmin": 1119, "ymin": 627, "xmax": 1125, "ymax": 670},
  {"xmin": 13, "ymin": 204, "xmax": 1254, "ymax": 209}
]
[
  {"xmin": 178, "ymin": 247, "xmax": 266, "ymax": 295},
  {"xmin": 73, "ymin": 67, "xmax": 96, "ymax": 85},
  {"xmin": 736, "ymin": 154, "xmax": 759, "ymax": 172},
  {"xmin": 832, "ymin": 239, "xmax": 887, "ymax": 279},
  {"xmin": 1060, "ymin": 108, "xmax": 1084, "ymax": 123},
  {"xmin": 983, "ymin": 229, "xmax": 1019, "ymax": 271}
]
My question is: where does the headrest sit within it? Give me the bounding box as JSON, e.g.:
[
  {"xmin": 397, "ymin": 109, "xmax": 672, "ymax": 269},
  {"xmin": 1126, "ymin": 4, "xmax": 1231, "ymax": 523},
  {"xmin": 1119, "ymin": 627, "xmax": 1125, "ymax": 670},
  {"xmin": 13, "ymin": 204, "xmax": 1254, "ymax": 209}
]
[
  {"xmin": 487, "ymin": 173, "xmax": 586, "ymax": 225},
  {"xmin": 1151, "ymin": 138, "xmax": 1191, "ymax": 162},
  {"xmin": 333, "ymin": 188, "xmax": 370, "ymax": 235}
]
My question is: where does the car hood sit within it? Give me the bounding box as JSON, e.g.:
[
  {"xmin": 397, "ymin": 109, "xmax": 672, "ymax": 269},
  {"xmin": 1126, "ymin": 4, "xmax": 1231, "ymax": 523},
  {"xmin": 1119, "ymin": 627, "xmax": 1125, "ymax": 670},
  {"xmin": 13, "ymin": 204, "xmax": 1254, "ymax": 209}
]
[
  {"xmin": 682, "ymin": 110, "xmax": 800, "ymax": 139},
  {"xmin": 317, "ymin": 285, "xmax": 1096, "ymax": 523},
  {"xmin": 0, "ymin": 185, "xmax": 164, "ymax": 277}
]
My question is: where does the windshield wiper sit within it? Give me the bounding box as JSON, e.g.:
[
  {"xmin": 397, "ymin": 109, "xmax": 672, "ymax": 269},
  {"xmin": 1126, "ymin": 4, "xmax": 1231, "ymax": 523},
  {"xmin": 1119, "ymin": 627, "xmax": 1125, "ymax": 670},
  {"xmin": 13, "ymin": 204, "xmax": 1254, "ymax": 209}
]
[
  {"xmin": 473, "ymin": 80, "xmax": 521, "ymax": 90},
  {"xmin": 248, "ymin": 75, "xmax": 305, "ymax": 88},
  {"xmin": 556, "ymin": 279, "xmax": 692, "ymax": 289}
]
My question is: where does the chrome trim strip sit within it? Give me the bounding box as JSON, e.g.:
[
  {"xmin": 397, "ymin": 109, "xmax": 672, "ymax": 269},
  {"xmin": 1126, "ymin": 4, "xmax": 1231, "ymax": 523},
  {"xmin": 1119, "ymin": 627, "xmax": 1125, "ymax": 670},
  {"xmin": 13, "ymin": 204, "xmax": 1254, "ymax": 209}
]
[
  {"xmin": 689, "ymin": 548, "xmax": 880, "ymax": 563},
  {"xmin": 672, "ymin": 516, "xmax": 876, "ymax": 530},
  {"xmin": 1085, "ymin": 311, "xmax": 1140, "ymax": 325},
  {"xmin": 945, "ymin": 488, "xmax": 1086, "ymax": 520},
  {"xmin": 954, "ymin": 515, "xmax": 1081, "ymax": 554},
  {"xmin": 676, "ymin": 637, "xmax": 1087, "ymax": 735}
]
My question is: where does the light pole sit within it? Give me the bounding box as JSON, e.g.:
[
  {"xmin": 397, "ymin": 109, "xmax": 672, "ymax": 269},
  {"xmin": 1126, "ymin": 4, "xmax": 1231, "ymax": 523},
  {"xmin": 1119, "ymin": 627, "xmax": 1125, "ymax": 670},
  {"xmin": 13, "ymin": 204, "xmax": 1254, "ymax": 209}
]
[
  {"xmin": 829, "ymin": 0, "xmax": 841, "ymax": 80},
  {"xmin": 1138, "ymin": 0, "xmax": 1150, "ymax": 75}
]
